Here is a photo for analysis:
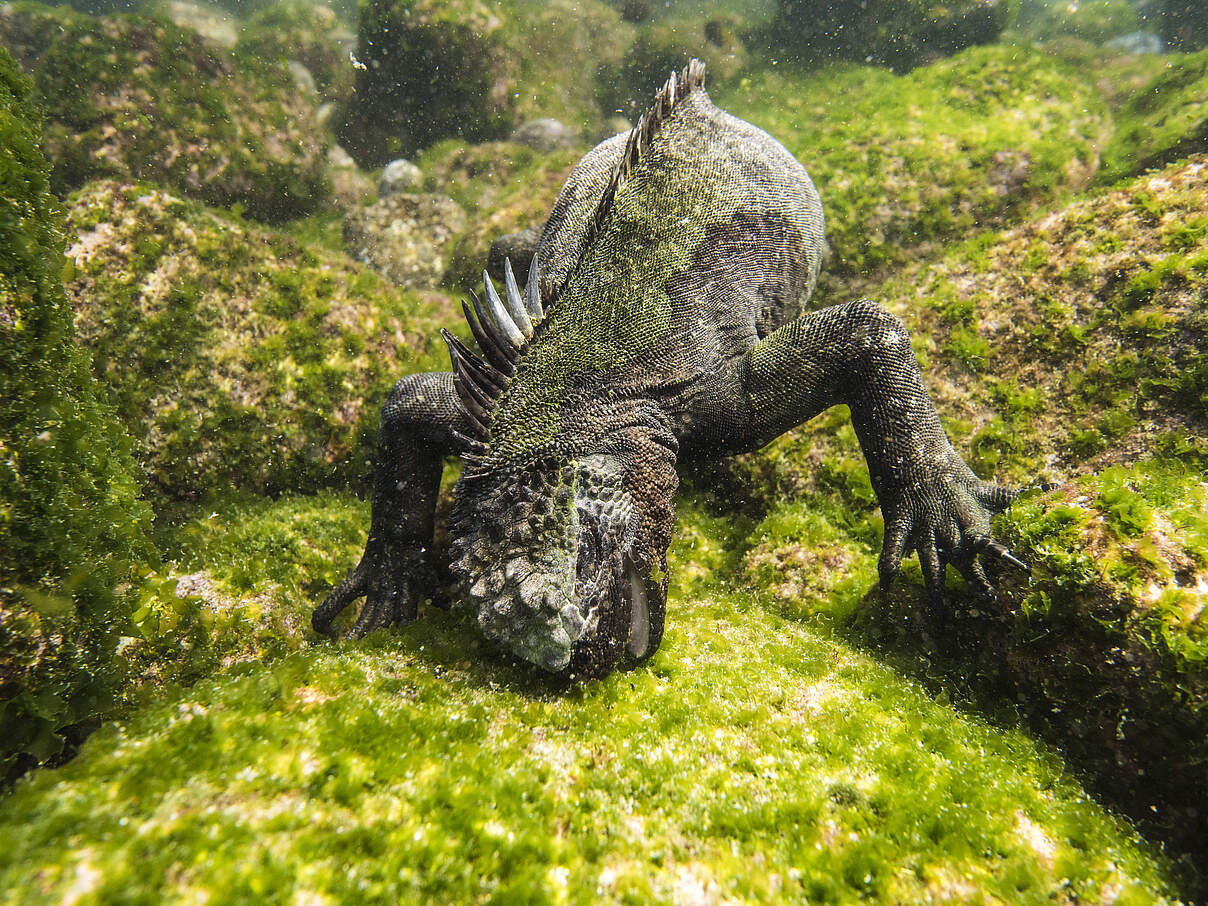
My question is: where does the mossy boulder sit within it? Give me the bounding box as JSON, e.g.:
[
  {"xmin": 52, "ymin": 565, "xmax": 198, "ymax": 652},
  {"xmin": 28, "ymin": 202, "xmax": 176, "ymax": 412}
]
[
  {"xmin": 0, "ymin": 493, "xmax": 1185, "ymax": 903},
  {"xmin": 598, "ymin": 12, "xmax": 752, "ymax": 119},
  {"xmin": 716, "ymin": 44, "xmax": 1108, "ymax": 286},
  {"xmin": 343, "ymin": 193, "xmax": 467, "ymax": 289},
  {"xmin": 0, "ymin": 47, "xmax": 156, "ymax": 779},
  {"xmin": 233, "ymin": 0, "xmax": 356, "ymax": 104},
  {"xmin": 63, "ymin": 180, "xmax": 457, "ymax": 500},
  {"xmin": 1103, "ymin": 48, "xmax": 1208, "ymax": 179},
  {"xmin": 337, "ymin": 0, "xmax": 630, "ymax": 167},
  {"xmin": 772, "ymin": 0, "xmax": 1017, "ymax": 72},
  {"xmin": 1023, "ymin": 0, "xmax": 1140, "ymax": 45},
  {"xmin": 416, "ymin": 139, "xmax": 582, "ymax": 292},
  {"xmin": 0, "ymin": 1, "xmax": 329, "ymax": 222},
  {"xmin": 881, "ymin": 155, "xmax": 1208, "ymax": 483},
  {"xmin": 849, "ymin": 461, "xmax": 1208, "ymax": 888},
  {"xmin": 1164, "ymin": 0, "xmax": 1208, "ymax": 50}
]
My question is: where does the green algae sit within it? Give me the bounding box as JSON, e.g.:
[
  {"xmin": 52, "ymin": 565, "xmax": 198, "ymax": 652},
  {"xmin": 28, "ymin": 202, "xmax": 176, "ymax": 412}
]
[
  {"xmin": 0, "ymin": 492, "xmax": 1183, "ymax": 904},
  {"xmin": 0, "ymin": 46, "xmax": 156, "ymax": 779},
  {"xmin": 63, "ymin": 180, "xmax": 455, "ymax": 500},
  {"xmin": 0, "ymin": 1, "xmax": 329, "ymax": 222},
  {"xmin": 1103, "ymin": 48, "xmax": 1208, "ymax": 179},
  {"xmin": 715, "ymin": 44, "xmax": 1107, "ymax": 284}
]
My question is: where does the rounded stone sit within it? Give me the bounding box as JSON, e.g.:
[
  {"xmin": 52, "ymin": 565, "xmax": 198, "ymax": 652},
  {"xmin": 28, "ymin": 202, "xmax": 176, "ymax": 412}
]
[{"xmin": 379, "ymin": 159, "xmax": 423, "ymax": 196}]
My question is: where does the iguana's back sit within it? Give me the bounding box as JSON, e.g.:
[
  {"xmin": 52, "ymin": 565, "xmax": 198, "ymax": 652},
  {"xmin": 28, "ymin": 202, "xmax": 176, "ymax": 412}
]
[{"xmin": 488, "ymin": 65, "xmax": 827, "ymax": 464}]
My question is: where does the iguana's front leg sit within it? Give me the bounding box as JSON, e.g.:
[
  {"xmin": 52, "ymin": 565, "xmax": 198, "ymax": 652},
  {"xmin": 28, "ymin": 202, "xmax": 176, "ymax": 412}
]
[
  {"xmin": 313, "ymin": 372, "xmax": 474, "ymax": 638},
  {"xmin": 737, "ymin": 300, "xmax": 1026, "ymax": 620}
]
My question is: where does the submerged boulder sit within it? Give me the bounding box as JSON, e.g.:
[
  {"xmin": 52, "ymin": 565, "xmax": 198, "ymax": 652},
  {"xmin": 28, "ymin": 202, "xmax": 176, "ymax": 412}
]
[
  {"xmin": 0, "ymin": 492, "xmax": 1185, "ymax": 903},
  {"xmin": 0, "ymin": 48, "xmax": 155, "ymax": 780},
  {"xmin": 717, "ymin": 44, "xmax": 1109, "ymax": 284},
  {"xmin": 343, "ymin": 193, "xmax": 467, "ymax": 289},
  {"xmin": 0, "ymin": 2, "xmax": 329, "ymax": 222},
  {"xmin": 63, "ymin": 180, "xmax": 456, "ymax": 500},
  {"xmin": 336, "ymin": 0, "xmax": 630, "ymax": 167},
  {"xmin": 772, "ymin": 0, "xmax": 1015, "ymax": 72},
  {"xmin": 233, "ymin": 0, "xmax": 355, "ymax": 104},
  {"xmin": 1104, "ymin": 47, "xmax": 1208, "ymax": 178}
]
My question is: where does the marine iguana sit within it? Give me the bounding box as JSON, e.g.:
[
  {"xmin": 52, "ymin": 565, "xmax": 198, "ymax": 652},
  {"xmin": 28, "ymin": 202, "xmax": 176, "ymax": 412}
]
[{"xmin": 313, "ymin": 60, "xmax": 1025, "ymax": 677}]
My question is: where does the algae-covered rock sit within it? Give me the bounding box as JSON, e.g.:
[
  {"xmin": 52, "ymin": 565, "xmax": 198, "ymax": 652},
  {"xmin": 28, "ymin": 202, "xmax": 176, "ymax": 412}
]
[
  {"xmin": 63, "ymin": 180, "xmax": 456, "ymax": 500},
  {"xmin": 233, "ymin": 0, "xmax": 355, "ymax": 103},
  {"xmin": 772, "ymin": 0, "xmax": 1016, "ymax": 72},
  {"xmin": 0, "ymin": 494, "xmax": 1184, "ymax": 902},
  {"xmin": 0, "ymin": 1, "xmax": 329, "ymax": 222},
  {"xmin": 878, "ymin": 155, "xmax": 1208, "ymax": 483},
  {"xmin": 1023, "ymin": 0, "xmax": 1140, "ymax": 45},
  {"xmin": 343, "ymin": 193, "xmax": 467, "ymax": 289},
  {"xmin": 717, "ymin": 44, "xmax": 1108, "ymax": 285},
  {"xmin": 1164, "ymin": 0, "xmax": 1208, "ymax": 50},
  {"xmin": 417, "ymin": 139, "xmax": 582, "ymax": 291},
  {"xmin": 850, "ymin": 461, "xmax": 1208, "ymax": 884},
  {"xmin": 337, "ymin": 0, "xmax": 630, "ymax": 167},
  {"xmin": 0, "ymin": 48, "xmax": 155, "ymax": 778},
  {"xmin": 1104, "ymin": 48, "xmax": 1208, "ymax": 178}
]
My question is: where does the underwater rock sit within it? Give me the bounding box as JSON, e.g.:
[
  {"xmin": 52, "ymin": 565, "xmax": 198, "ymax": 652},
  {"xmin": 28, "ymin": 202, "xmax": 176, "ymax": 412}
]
[
  {"xmin": 63, "ymin": 180, "xmax": 456, "ymax": 500},
  {"xmin": 336, "ymin": 0, "xmax": 630, "ymax": 167},
  {"xmin": 850, "ymin": 461, "xmax": 1208, "ymax": 885},
  {"xmin": 1164, "ymin": 0, "xmax": 1208, "ymax": 50},
  {"xmin": 0, "ymin": 2, "xmax": 330, "ymax": 222},
  {"xmin": 343, "ymin": 193, "xmax": 467, "ymax": 289},
  {"xmin": 417, "ymin": 140, "xmax": 580, "ymax": 292},
  {"xmin": 327, "ymin": 145, "xmax": 374, "ymax": 211},
  {"xmin": 509, "ymin": 118, "xmax": 579, "ymax": 153},
  {"xmin": 378, "ymin": 158, "xmax": 423, "ymax": 196},
  {"xmin": 0, "ymin": 48, "xmax": 155, "ymax": 780},
  {"xmin": 1023, "ymin": 0, "xmax": 1141, "ymax": 46},
  {"xmin": 772, "ymin": 0, "xmax": 1013, "ymax": 72},
  {"xmin": 717, "ymin": 44, "xmax": 1109, "ymax": 284},
  {"xmin": 1104, "ymin": 47, "xmax": 1208, "ymax": 177},
  {"xmin": 233, "ymin": 0, "xmax": 355, "ymax": 104},
  {"xmin": 0, "ymin": 534, "xmax": 1186, "ymax": 902}
]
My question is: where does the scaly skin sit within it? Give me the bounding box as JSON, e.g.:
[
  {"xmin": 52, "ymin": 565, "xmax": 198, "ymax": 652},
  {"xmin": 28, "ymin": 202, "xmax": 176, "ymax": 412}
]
[{"xmin": 314, "ymin": 61, "xmax": 1025, "ymax": 677}]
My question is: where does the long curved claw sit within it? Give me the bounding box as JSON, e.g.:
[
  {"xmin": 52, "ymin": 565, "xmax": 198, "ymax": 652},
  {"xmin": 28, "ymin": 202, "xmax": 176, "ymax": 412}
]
[
  {"xmin": 916, "ymin": 530, "xmax": 948, "ymax": 628},
  {"xmin": 313, "ymin": 564, "xmax": 368, "ymax": 635},
  {"xmin": 970, "ymin": 535, "xmax": 1029, "ymax": 573}
]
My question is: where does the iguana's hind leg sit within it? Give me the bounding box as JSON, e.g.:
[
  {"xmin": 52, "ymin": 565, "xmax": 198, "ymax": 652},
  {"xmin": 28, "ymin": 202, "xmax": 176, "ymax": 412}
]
[
  {"xmin": 736, "ymin": 300, "xmax": 1026, "ymax": 622},
  {"xmin": 313, "ymin": 372, "xmax": 474, "ymax": 639}
]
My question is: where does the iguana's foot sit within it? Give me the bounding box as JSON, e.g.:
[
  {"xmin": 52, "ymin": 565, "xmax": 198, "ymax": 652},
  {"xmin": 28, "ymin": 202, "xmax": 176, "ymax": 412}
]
[
  {"xmin": 877, "ymin": 447, "xmax": 1027, "ymax": 627},
  {"xmin": 312, "ymin": 540, "xmax": 436, "ymax": 639}
]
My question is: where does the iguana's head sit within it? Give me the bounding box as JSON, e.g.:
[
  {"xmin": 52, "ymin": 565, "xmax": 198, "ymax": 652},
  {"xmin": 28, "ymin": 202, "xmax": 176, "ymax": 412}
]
[
  {"xmin": 443, "ymin": 262, "xmax": 678, "ymax": 677},
  {"xmin": 450, "ymin": 437, "xmax": 676, "ymax": 677}
]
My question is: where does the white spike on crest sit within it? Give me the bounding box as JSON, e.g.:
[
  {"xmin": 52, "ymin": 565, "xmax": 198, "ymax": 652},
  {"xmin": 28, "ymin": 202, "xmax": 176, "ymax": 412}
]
[
  {"xmin": 482, "ymin": 270, "xmax": 526, "ymax": 349},
  {"xmin": 524, "ymin": 251, "xmax": 543, "ymax": 321},
  {"xmin": 502, "ymin": 259, "xmax": 533, "ymax": 339}
]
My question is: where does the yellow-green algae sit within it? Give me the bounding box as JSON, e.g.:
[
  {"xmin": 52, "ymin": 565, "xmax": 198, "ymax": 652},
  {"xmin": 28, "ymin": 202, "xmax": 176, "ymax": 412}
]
[
  {"xmin": 0, "ymin": 1, "xmax": 329, "ymax": 222},
  {"xmin": 715, "ymin": 44, "xmax": 1108, "ymax": 284},
  {"xmin": 63, "ymin": 180, "xmax": 456, "ymax": 500},
  {"xmin": 1102, "ymin": 47, "xmax": 1208, "ymax": 179},
  {"xmin": 0, "ymin": 493, "xmax": 1183, "ymax": 904}
]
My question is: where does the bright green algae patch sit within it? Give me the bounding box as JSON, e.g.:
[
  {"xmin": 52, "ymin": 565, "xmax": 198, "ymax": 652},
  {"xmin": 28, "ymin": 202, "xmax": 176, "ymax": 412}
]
[
  {"xmin": 716, "ymin": 44, "xmax": 1107, "ymax": 283},
  {"xmin": 1103, "ymin": 47, "xmax": 1208, "ymax": 179},
  {"xmin": 64, "ymin": 180, "xmax": 455, "ymax": 500},
  {"xmin": 0, "ymin": 587, "xmax": 1181, "ymax": 902},
  {"xmin": 846, "ymin": 461, "xmax": 1208, "ymax": 889}
]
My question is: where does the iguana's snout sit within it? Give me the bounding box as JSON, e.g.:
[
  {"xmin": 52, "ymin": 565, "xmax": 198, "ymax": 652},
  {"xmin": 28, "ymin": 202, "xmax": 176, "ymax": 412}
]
[{"xmin": 450, "ymin": 451, "xmax": 673, "ymax": 678}]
